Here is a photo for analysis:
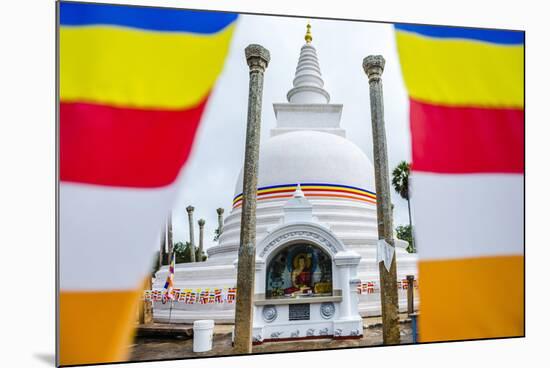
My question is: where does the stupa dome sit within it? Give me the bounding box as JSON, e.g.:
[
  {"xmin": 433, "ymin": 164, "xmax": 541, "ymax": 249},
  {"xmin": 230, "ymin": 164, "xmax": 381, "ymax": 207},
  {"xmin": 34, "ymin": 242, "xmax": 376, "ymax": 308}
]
[{"xmin": 234, "ymin": 130, "xmax": 375, "ymax": 197}]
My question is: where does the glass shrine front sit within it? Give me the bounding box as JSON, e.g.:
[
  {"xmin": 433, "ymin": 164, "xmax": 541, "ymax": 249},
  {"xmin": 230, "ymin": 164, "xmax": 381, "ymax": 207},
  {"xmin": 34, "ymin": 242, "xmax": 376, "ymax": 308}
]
[{"xmin": 265, "ymin": 243, "xmax": 333, "ymax": 299}]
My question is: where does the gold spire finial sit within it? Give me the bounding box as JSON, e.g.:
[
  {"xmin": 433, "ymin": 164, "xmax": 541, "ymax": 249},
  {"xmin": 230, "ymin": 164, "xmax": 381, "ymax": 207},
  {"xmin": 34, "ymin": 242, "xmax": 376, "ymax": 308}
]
[{"xmin": 305, "ymin": 22, "xmax": 312, "ymax": 44}]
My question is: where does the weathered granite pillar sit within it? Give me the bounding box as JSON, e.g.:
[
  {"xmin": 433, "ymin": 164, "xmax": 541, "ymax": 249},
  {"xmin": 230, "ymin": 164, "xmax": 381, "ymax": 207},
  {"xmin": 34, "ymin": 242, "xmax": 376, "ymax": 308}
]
[
  {"xmin": 407, "ymin": 274, "xmax": 415, "ymax": 315},
  {"xmin": 234, "ymin": 44, "xmax": 270, "ymax": 354},
  {"xmin": 139, "ymin": 276, "xmax": 153, "ymax": 324},
  {"xmin": 159, "ymin": 223, "xmax": 166, "ymax": 268},
  {"xmin": 363, "ymin": 55, "xmax": 400, "ymax": 345},
  {"xmin": 167, "ymin": 213, "xmax": 173, "ymax": 264},
  {"xmin": 216, "ymin": 207, "xmax": 224, "ymax": 239},
  {"xmin": 186, "ymin": 205, "xmax": 196, "ymax": 263},
  {"xmin": 197, "ymin": 218, "xmax": 205, "ymax": 261}
]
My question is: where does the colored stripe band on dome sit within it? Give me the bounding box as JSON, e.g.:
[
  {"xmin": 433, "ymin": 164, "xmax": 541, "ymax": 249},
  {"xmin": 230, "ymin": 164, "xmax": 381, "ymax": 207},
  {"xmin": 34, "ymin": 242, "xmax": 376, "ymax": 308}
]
[{"xmin": 232, "ymin": 183, "xmax": 376, "ymax": 208}]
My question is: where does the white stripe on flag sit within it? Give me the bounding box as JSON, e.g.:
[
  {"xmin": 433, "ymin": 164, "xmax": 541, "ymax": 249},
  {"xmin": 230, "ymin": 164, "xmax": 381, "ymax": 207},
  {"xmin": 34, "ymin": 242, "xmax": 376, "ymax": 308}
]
[
  {"xmin": 60, "ymin": 182, "xmax": 178, "ymax": 291},
  {"xmin": 411, "ymin": 172, "xmax": 523, "ymax": 260}
]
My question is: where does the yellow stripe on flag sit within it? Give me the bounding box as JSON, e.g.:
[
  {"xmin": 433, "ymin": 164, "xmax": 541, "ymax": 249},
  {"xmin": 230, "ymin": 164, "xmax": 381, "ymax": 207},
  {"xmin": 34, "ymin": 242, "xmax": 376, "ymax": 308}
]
[
  {"xmin": 418, "ymin": 255, "xmax": 524, "ymax": 342},
  {"xmin": 395, "ymin": 31, "xmax": 524, "ymax": 108},
  {"xmin": 60, "ymin": 24, "xmax": 235, "ymax": 109},
  {"xmin": 59, "ymin": 289, "xmax": 141, "ymax": 366}
]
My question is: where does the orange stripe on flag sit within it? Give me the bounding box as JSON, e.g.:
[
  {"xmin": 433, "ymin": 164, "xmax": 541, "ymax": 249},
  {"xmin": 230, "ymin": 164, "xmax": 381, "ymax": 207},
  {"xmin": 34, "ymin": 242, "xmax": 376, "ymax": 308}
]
[
  {"xmin": 418, "ymin": 255, "xmax": 524, "ymax": 342},
  {"xmin": 59, "ymin": 289, "xmax": 141, "ymax": 366}
]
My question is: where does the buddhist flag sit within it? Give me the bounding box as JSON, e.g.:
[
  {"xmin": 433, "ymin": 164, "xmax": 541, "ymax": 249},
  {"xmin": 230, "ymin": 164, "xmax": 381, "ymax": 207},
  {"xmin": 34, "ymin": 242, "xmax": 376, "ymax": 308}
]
[
  {"xmin": 395, "ymin": 24, "xmax": 524, "ymax": 342},
  {"xmin": 163, "ymin": 253, "xmax": 176, "ymax": 301},
  {"xmin": 58, "ymin": 2, "xmax": 237, "ymax": 365}
]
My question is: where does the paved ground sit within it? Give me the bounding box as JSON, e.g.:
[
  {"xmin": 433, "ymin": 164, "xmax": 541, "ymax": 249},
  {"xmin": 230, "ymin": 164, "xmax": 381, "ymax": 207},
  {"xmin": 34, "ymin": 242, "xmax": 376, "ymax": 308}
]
[{"xmin": 129, "ymin": 314, "xmax": 414, "ymax": 362}]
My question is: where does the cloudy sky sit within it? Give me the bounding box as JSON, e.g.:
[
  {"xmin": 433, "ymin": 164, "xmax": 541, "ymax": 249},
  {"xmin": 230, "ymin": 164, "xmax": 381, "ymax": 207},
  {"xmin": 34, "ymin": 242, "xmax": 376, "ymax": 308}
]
[{"xmin": 170, "ymin": 14, "xmax": 411, "ymax": 250}]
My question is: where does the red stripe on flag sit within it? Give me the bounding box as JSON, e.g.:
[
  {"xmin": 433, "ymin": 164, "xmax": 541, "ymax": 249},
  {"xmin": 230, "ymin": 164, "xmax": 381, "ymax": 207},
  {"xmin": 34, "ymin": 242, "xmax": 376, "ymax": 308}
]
[
  {"xmin": 410, "ymin": 98, "xmax": 524, "ymax": 174},
  {"xmin": 60, "ymin": 99, "xmax": 208, "ymax": 187}
]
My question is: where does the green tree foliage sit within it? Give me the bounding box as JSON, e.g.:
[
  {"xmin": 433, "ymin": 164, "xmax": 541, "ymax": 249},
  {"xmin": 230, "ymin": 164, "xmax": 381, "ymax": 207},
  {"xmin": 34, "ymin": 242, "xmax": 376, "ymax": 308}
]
[
  {"xmin": 396, "ymin": 224, "xmax": 415, "ymax": 253},
  {"xmin": 392, "ymin": 161, "xmax": 415, "ymax": 253},
  {"xmin": 392, "ymin": 161, "xmax": 410, "ymax": 201},
  {"xmin": 174, "ymin": 241, "xmax": 207, "ymax": 263}
]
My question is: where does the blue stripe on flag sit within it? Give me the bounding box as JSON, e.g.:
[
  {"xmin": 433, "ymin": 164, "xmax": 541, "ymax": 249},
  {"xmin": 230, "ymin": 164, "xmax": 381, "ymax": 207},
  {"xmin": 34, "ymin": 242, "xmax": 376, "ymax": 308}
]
[
  {"xmin": 60, "ymin": 2, "xmax": 238, "ymax": 34},
  {"xmin": 394, "ymin": 24, "xmax": 524, "ymax": 45}
]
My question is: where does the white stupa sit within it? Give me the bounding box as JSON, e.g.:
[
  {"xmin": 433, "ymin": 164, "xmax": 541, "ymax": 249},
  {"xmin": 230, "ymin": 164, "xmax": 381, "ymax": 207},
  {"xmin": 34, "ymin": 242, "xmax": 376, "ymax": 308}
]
[{"xmin": 154, "ymin": 24, "xmax": 418, "ymax": 337}]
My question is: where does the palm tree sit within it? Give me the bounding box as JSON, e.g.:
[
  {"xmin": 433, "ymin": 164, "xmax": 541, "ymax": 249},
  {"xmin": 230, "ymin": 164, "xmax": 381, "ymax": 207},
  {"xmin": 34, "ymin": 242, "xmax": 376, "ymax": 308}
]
[{"xmin": 392, "ymin": 161, "xmax": 414, "ymax": 251}]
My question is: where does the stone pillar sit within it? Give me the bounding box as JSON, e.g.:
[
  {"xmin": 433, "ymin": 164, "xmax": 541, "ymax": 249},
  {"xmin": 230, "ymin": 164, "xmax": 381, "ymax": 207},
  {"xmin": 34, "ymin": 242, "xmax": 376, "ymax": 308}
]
[
  {"xmin": 216, "ymin": 208, "xmax": 224, "ymax": 239},
  {"xmin": 159, "ymin": 223, "xmax": 166, "ymax": 268},
  {"xmin": 334, "ymin": 251, "xmax": 361, "ymax": 320},
  {"xmin": 186, "ymin": 205, "xmax": 196, "ymax": 263},
  {"xmin": 167, "ymin": 213, "xmax": 173, "ymax": 264},
  {"xmin": 333, "ymin": 251, "xmax": 362, "ymax": 338},
  {"xmin": 338, "ymin": 265, "xmax": 352, "ymax": 318},
  {"xmin": 363, "ymin": 55, "xmax": 400, "ymax": 345},
  {"xmin": 198, "ymin": 218, "xmax": 205, "ymax": 261},
  {"xmin": 407, "ymin": 274, "xmax": 415, "ymax": 315},
  {"xmin": 234, "ymin": 44, "xmax": 270, "ymax": 354},
  {"xmin": 139, "ymin": 276, "xmax": 153, "ymax": 324}
]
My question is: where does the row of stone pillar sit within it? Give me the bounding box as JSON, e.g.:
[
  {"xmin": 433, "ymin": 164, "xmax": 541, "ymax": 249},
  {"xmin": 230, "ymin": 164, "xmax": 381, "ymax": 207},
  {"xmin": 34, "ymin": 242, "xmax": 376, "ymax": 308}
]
[{"xmin": 158, "ymin": 206, "xmax": 225, "ymax": 266}]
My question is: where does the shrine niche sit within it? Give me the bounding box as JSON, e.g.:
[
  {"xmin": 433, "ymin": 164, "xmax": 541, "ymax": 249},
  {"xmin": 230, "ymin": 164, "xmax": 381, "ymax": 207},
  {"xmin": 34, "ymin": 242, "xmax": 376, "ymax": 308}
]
[
  {"xmin": 249, "ymin": 186, "xmax": 364, "ymax": 344},
  {"xmin": 266, "ymin": 243, "xmax": 332, "ymax": 299}
]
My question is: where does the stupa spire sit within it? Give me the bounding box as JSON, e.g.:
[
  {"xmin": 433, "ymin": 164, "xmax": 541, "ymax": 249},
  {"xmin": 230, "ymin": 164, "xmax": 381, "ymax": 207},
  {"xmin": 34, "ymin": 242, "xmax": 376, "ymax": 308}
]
[
  {"xmin": 305, "ymin": 22, "xmax": 312, "ymax": 44},
  {"xmin": 286, "ymin": 22, "xmax": 330, "ymax": 104}
]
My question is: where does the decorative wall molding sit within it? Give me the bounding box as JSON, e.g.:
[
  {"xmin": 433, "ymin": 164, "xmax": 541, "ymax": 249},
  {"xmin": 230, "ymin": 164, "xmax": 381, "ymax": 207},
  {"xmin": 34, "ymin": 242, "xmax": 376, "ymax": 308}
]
[
  {"xmin": 262, "ymin": 305, "xmax": 278, "ymax": 323},
  {"xmin": 258, "ymin": 223, "xmax": 345, "ymax": 259},
  {"xmin": 320, "ymin": 302, "xmax": 336, "ymax": 319}
]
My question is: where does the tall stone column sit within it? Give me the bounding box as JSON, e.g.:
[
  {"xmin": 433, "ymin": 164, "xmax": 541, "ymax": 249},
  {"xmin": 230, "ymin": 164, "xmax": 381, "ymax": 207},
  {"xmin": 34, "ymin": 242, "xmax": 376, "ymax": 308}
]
[
  {"xmin": 363, "ymin": 55, "xmax": 400, "ymax": 345},
  {"xmin": 167, "ymin": 213, "xmax": 173, "ymax": 264},
  {"xmin": 159, "ymin": 223, "xmax": 166, "ymax": 268},
  {"xmin": 139, "ymin": 276, "xmax": 153, "ymax": 325},
  {"xmin": 197, "ymin": 218, "xmax": 205, "ymax": 261},
  {"xmin": 234, "ymin": 44, "xmax": 270, "ymax": 354},
  {"xmin": 186, "ymin": 205, "xmax": 196, "ymax": 263},
  {"xmin": 216, "ymin": 207, "xmax": 224, "ymax": 239}
]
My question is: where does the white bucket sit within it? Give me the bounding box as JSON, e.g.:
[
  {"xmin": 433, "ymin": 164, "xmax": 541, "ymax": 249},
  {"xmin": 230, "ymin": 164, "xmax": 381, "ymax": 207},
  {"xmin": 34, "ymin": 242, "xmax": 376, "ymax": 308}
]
[{"xmin": 193, "ymin": 319, "xmax": 214, "ymax": 352}]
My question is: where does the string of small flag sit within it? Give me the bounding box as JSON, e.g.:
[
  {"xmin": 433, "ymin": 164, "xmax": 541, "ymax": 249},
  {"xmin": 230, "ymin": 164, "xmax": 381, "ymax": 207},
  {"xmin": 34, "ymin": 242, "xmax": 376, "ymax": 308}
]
[
  {"xmin": 145, "ymin": 288, "xmax": 237, "ymax": 304},
  {"xmin": 144, "ymin": 279, "xmax": 419, "ymax": 303},
  {"xmin": 162, "ymin": 254, "xmax": 176, "ymax": 300},
  {"xmin": 356, "ymin": 279, "xmax": 418, "ymax": 295}
]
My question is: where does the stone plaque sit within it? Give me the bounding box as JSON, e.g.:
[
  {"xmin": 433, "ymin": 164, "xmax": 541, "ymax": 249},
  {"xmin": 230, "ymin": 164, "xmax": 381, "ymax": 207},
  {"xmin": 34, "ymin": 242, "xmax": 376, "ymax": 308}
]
[{"xmin": 288, "ymin": 303, "xmax": 310, "ymax": 321}]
